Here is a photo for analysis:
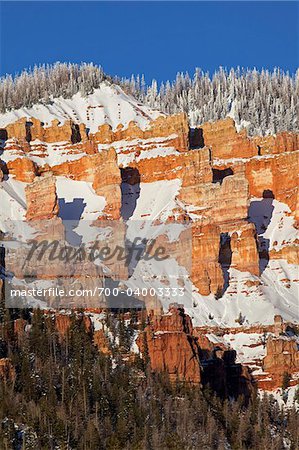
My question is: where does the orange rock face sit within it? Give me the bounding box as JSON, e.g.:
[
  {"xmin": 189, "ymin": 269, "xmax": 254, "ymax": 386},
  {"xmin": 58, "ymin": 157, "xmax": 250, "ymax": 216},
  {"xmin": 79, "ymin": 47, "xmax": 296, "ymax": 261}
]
[
  {"xmin": 262, "ymin": 336, "xmax": 299, "ymax": 388},
  {"xmin": 213, "ymin": 150, "xmax": 299, "ymax": 219},
  {"xmin": 200, "ymin": 118, "xmax": 258, "ymax": 159},
  {"xmin": 6, "ymin": 118, "xmax": 28, "ymax": 141},
  {"xmin": 31, "ymin": 118, "xmax": 81, "ymax": 143},
  {"xmin": 5, "ymin": 117, "xmax": 88, "ymax": 144},
  {"xmin": 5, "ymin": 157, "xmax": 37, "ymax": 182},
  {"xmin": 182, "ymin": 172, "xmax": 250, "ymax": 225},
  {"xmin": 0, "ymin": 358, "xmax": 16, "ymax": 381},
  {"xmin": 246, "ymin": 152, "xmax": 299, "ymax": 218},
  {"xmin": 93, "ymin": 113, "xmax": 189, "ymax": 152},
  {"xmin": 54, "ymin": 314, "xmax": 92, "ymax": 339},
  {"xmin": 50, "ymin": 149, "xmax": 122, "ymax": 220},
  {"xmin": 137, "ymin": 305, "xmax": 202, "ymax": 383},
  {"xmin": 137, "ymin": 305, "xmax": 254, "ymax": 399},
  {"xmin": 93, "ymin": 329, "xmax": 111, "ymax": 354},
  {"xmin": 25, "ymin": 173, "xmax": 59, "ymax": 221},
  {"xmin": 253, "ymin": 132, "xmax": 299, "ymax": 155},
  {"xmin": 269, "ymin": 245, "xmax": 299, "ymax": 265},
  {"xmin": 192, "ymin": 223, "xmax": 223, "ymax": 296},
  {"xmin": 198, "ymin": 117, "xmax": 298, "ymax": 159},
  {"xmin": 92, "ymin": 149, "xmax": 122, "ymax": 220},
  {"xmin": 128, "ymin": 147, "xmax": 212, "ymax": 184},
  {"xmin": 230, "ymin": 223, "xmax": 259, "ymax": 276}
]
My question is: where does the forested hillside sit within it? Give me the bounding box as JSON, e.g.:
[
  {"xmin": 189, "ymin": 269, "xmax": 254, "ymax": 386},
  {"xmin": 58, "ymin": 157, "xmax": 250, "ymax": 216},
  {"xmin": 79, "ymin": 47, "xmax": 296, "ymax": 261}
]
[
  {"xmin": 1, "ymin": 63, "xmax": 298, "ymax": 135},
  {"xmin": 0, "ymin": 310, "xmax": 299, "ymax": 450}
]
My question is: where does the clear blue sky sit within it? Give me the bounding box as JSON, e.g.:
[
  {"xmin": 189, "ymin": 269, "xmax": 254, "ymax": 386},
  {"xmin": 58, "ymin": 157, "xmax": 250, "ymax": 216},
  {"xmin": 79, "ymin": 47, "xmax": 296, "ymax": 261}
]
[{"xmin": 0, "ymin": 1, "xmax": 298, "ymax": 82}]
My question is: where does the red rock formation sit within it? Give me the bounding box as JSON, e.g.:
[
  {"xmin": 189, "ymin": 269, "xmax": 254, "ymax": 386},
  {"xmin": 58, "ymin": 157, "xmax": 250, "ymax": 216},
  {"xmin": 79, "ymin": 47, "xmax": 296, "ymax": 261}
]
[
  {"xmin": 31, "ymin": 118, "xmax": 86, "ymax": 143},
  {"xmin": 128, "ymin": 147, "xmax": 212, "ymax": 184},
  {"xmin": 263, "ymin": 336, "xmax": 299, "ymax": 375},
  {"xmin": 192, "ymin": 223, "xmax": 223, "ymax": 296},
  {"xmin": 137, "ymin": 304, "xmax": 202, "ymax": 383},
  {"xmin": 200, "ymin": 118, "xmax": 258, "ymax": 159},
  {"xmin": 50, "ymin": 149, "xmax": 122, "ymax": 220},
  {"xmin": 245, "ymin": 152, "xmax": 299, "ymax": 217},
  {"xmin": 25, "ymin": 173, "xmax": 59, "ymax": 221},
  {"xmin": 253, "ymin": 132, "xmax": 299, "ymax": 155},
  {"xmin": 6, "ymin": 118, "xmax": 28, "ymax": 141},
  {"xmin": 93, "ymin": 329, "xmax": 111, "ymax": 354},
  {"xmin": 198, "ymin": 118, "xmax": 299, "ymax": 159},
  {"xmin": 55, "ymin": 314, "xmax": 92, "ymax": 339},
  {"xmin": 269, "ymin": 244, "xmax": 299, "ymax": 265},
  {"xmin": 214, "ymin": 150, "xmax": 299, "ymax": 220},
  {"xmin": 92, "ymin": 149, "xmax": 122, "ymax": 220},
  {"xmin": 14, "ymin": 318, "xmax": 27, "ymax": 339},
  {"xmin": 2, "ymin": 112, "xmax": 187, "ymax": 150},
  {"xmin": 230, "ymin": 223, "xmax": 259, "ymax": 276},
  {"xmin": 1, "ymin": 111, "xmax": 298, "ymax": 341},
  {"xmin": 261, "ymin": 336, "xmax": 299, "ymax": 389},
  {"xmin": 273, "ymin": 315, "xmax": 286, "ymax": 337},
  {"xmin": 181, "ymin": 172, "xmax": 249, "ymax": 225},
  {"xmin": 93, "ymin": 113, "xmax": 189, "ymax": 152},
  {"xmin": 137, "ymin": 305, "xmax": 254, "ymax": 399},
  {"xmin": 6, "ymin": 157, "xmax": 37, "ymax": 182},
  {"xmin": 4, "ymin": 117, "xmax": 88, "ymax": 144},
  {"xmin": 0, "ymin": 358, "xmax": 16, "ymax": 381}
]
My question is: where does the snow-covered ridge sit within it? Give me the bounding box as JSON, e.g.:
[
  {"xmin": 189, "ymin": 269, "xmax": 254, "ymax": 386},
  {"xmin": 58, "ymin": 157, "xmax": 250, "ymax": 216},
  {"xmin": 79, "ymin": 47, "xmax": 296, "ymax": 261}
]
[{"xmin": 0, "ymin": 82, "xmax": 162, "ymax": 133}]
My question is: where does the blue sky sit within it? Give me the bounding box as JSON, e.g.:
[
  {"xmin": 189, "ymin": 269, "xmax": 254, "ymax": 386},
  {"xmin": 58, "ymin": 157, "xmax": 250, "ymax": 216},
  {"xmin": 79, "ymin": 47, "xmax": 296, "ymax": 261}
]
[{"xmin": 0, "ymin": 1, "xmax": 298, "ymax": 81}]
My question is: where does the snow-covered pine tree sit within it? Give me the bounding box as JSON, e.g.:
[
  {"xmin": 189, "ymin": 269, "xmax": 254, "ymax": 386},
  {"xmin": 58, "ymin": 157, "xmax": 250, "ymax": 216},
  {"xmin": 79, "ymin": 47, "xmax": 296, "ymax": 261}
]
[{"xmin": 0, "ymin": 63, "xmax": 297, "ymax": 136}]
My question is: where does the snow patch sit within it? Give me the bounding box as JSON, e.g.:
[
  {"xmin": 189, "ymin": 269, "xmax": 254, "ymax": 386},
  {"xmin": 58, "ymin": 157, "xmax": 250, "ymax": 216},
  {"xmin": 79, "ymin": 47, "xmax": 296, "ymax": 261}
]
[{"xmin": 0, "ymin": 82, "xmax": 162, "ymax": 133}]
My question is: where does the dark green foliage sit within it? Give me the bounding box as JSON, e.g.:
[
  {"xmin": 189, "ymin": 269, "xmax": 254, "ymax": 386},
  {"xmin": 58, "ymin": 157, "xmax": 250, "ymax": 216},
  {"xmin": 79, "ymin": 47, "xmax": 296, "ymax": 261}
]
[
  {"xmin": 282, "ymin": 372, "xmax": 291, "ymax": 390},
  {"xmin": 0, "ymin": 310, "xmax": 298, "ymax": 449}
]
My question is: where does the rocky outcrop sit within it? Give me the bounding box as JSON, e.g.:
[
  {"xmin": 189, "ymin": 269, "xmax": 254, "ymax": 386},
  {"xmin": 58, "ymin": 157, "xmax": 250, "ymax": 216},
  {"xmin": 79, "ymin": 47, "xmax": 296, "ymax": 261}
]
[
  {"xmin": 50, "ymin": 149, "xmax": 122, "ymax": 220},
  {"xmin": 197, "ymin": 118, "xmax": 298, "ymax": 159},
  {"xmin": 137, "ymin": 305, "xmax": 254, "ymax": 399},
  {"xmin": 128, "ymin": 147, "xmax": 212, "ymax": 184},
  {"xmin": 199, "ymin": 118, "xmax": 258, "ymax": 159},
  {"xmin": 93, "ymin": 113, "xmax": 189, "ymax": 152},
  {"xmin": 25, "ymin": 173, "xmax": 59, "ymax": 221},
  {"xmin": 0, "ymin": 358, "xmax": 16, "ymax": 381},
  {"xmin": 5, "ymin": 117, "xmax": 88, "ymax": 144},
  {"xmin": 230, "ymin": 223, "xmax": 259, "ymax": 275},
  {"xmin": 269, "ymin": 244, "xmax": 299, "ymax": 265},
  {"xmin": 5, "ymin": 157, "xmax": 37, "ymax": 182},
  {"xmin": 31, "ymin": 118, "xmax": 88, "ymax": 143},
  {"xmin": 192, "ymin": 223, "xmax": 223, "ymax": 295},
  {"xmin": 1, "ymin": 105, "xmax": 298, "ymax": 397},
  {"xmin": 245, "ymin": 152, "xmax": 299, "ymax": 217},
  {"xmin": 137, "ymin": 304, "xmax": 202, "ymax": 383},
  {"xmin": 180, "ymin": 172, "xmax": 250, "ymax": 225},
  {"xmin": 54, "ymin": 314, "xmax": 92, "ymax": 339},
  {"xmin": 253, "ymin": 132, "xmax": 299, "ymax": 155},
  {"xmin": 92, "ymin": 149, "xmax": 122, "ymax": 220},
  {"xmin": 3, "ymin": 113, "xmax": 189, "ymax": 152},
  {"xmin": 260, "ymin": 335, "xmax": 299, "ymax": 389},
  {"xmin": 93, "ymin": 329, "xmax": 111, "ymax": 354},
  {"xmin": 214, "ymin": 150, "xmax": 299, "ymax": 219},
  {"xmin": 6, "ymin": 118, "xmax": 28, "ymax": 141},
  {"xmin": 263, "ymin": 336, "xmax": 299, "ymax": 375}
]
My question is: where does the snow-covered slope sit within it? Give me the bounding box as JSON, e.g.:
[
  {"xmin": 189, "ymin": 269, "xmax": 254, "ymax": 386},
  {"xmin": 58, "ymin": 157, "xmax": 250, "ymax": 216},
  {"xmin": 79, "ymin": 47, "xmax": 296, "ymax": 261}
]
[
  {"xmin": 249, "ymin": 197, "xmax": 298, "ymax": 251},
  {"xmin": 0, "ymin": 81, "xmax": 298, "ymax": 329},
  {"xmin": 0, "ymin": 81, "xmax": 162, "ymax": 132}
]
